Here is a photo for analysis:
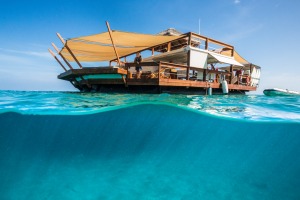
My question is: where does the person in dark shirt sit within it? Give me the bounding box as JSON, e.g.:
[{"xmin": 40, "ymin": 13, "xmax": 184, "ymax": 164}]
[
  {"xmin": 134, "ymin": 52, "xmax": 142, "ymax": 79},
  {"xmin": 236, "ymin": 68, "xmax": 243, "ymax": 83}
]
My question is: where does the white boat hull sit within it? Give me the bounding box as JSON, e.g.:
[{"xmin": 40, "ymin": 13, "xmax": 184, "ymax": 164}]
[{"xmin": 263, "ymin": 88, "xmax": 300, "ymax": 96}]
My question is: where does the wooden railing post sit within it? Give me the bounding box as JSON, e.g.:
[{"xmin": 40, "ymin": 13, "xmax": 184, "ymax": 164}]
[
  {"xmin": 229, "ymin": 65, "xmax": 233, "ymax": 84},
  {"xmin": 186, "ymin": 33, "xmax": 192, "ymax": 80},
  {"xmin": 48, "ymin": 49, "xmax": 67, "ymax": 71},
  {"xmin": 186, "ymin": 50, "xmax": 190, "ymax": 80},
  {"xmin": 186, "ymin": 32, "xmax": 193, "ymax": 80},
  {"xmin": 106, "ymin": 21, "xmax": 121, "ymax": 66},
  {"xmin": 52, "ymin": 42, "xmax": 73, "ymax": 70},
  {"xmin": 203, "ymin": 69, "xmax": 207, "ymax": 81},
  {"xmin": 57, "ymin": 33, "xmax": 83, "ymax": 69},
  {"xmin": 158, "ymin": 62, "xmax": 161, "ymax": 81}
]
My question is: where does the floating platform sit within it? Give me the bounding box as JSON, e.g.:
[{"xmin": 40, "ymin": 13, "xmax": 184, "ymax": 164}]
[
  {"xmin": 58, "ymin": 61, "xmax": 257, "ymax": 94},
  {"xmin": 51, "ymin": 23, "xmax": 261, "ymax": 94}
]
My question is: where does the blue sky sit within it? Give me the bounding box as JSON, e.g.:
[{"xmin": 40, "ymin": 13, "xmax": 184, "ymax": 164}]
[{"xmin": 0, "ymin": 0, "xmax": 299, "ymax": 93}]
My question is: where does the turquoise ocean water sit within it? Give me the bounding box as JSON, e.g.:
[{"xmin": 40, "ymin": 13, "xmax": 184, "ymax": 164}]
[{"xmin": 0, "ymin": 91, "xmax": 300, "ymax": 199}]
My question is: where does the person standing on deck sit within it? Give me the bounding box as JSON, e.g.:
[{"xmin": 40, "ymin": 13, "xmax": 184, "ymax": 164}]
[
  {"xmin": 235, "ymin": 68, "xmax": 243, "ymax": 84},
  {"xmin": 134, "ymin": 52, "xmax": 142, "ymax": 79}
]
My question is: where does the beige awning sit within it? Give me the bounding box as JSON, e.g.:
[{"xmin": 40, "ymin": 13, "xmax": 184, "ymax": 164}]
[
  {"xmin": 219, "ymin": 48, "xmax": 249, "ymax": 64},
  {"xmin": 217, "ymin": 48, "xmax": 261, "ymax": 70},
  {"xmin": 60, "ymin": 30, "xmax": 182, "ymax": 62},
  {"xmin": 208, "ymin": 51, "xmax": 244, "ymax": 66}
]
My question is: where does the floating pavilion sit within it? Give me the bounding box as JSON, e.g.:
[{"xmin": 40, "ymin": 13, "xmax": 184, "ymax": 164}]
[{"xmin": 49, "ymin": 22, "xmax": 261, "ymax": 94}]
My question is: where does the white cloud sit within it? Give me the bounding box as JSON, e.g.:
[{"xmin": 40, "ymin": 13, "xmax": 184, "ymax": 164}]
[
  {"xmin": 234, "ymin": 0, "xmax": 241, "ymax": 4},
  {"xmin": 0, "ymin": 48, "xmax": 51, "ymax": 59},
  {"xmin": 0, "ymin": 53, "xmax": 32, "ymax": 64}
]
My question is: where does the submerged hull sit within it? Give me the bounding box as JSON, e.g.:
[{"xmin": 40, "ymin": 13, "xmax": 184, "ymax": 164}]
[{"xmin": 77, "ymin": 84, "xmax": 246, "ymax": 95}]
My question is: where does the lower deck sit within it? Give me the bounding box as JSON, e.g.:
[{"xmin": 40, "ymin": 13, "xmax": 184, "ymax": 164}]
[{"xmin": 58, "ymin": 62, "xmax": 258, "ymax": 94}]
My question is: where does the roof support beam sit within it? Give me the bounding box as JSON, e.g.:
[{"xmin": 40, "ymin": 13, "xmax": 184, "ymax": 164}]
[
  {"xmin": 186, "ymin": 50, "xmax": 190, "ymax": 80},
  {"xmin": 106, "ymin": 21, "xmax": 121, "ymax": 66},
  {"xmin": 188, "ymin": 32, "xmax": 192, "ymax": 45},
  {"xmin": 167, "ymin": 42, "xmax": 171, "ymax": 52},
  {"xmin": 48, "ymin": 48, "xmax": 67, "ymax": 71},
  {"xmin": 52, "ymin": 42, "xmax": 74, "ymax": 70},
  {"xmin": 191, "ymin": 32, "xmax": 233, "ymax": 49},
  {"xmin": 57, "ymin": 33, "xmax": 83, "ymax": 69}
]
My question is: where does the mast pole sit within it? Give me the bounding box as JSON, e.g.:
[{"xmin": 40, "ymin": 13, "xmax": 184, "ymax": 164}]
[{"xmin": 106, "ymin": 21, "xmax": 121, "ymax": 66}]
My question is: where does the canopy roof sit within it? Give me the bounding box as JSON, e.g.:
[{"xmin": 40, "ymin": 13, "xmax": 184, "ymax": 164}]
[
  {"xmin": 60, "ymin": 30, "xmax": 183, "ymax": 62},
  {"xmin": 219, "ymin": 48, "xmax": 249, "ymax": 65},
  {"xmin": 208, "ymin": 48, "xmax": 260, "ymax": 70},
  {"xmin": 207, "ymin": 51, "xmax": 243, "ymax": 67}
]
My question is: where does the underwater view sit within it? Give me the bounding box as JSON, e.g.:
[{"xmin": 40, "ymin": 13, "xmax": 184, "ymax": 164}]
[{"xmin": 0, "ymin": 90, "xmax": 300, "ymax": 199}]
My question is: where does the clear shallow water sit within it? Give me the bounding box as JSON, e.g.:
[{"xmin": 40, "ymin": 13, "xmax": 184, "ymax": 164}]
[
  {"xmin": 0, "ymin": 90, "xmax": 300, "ymax": 122},
  {"xmin": 0, "ymin": 90, "xmax": 300, "ymax": 199}
]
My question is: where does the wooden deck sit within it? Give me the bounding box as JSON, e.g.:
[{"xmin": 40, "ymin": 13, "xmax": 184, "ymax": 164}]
[{"xmin": 57, "ymin": 62, "xmax": 257, "ymax": 93}]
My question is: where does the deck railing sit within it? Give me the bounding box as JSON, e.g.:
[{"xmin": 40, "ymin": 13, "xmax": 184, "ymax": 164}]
[
  {"xmin": 159, "ymin": 63, "xmax": 259, "ymax": 87},
  {"xmin": 124, "ymin": 61, "xmax": 257, "ymax": 87}
]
